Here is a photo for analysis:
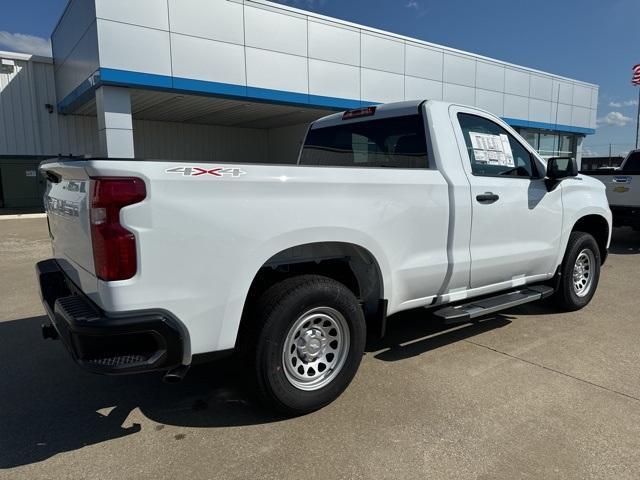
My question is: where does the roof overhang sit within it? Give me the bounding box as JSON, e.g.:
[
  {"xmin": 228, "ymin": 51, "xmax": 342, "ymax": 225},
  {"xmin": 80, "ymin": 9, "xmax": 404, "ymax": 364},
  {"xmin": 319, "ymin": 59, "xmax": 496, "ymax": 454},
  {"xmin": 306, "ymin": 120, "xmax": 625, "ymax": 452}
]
[{"xmin": 73, "ymin": 86, "xmax": 335, "ymax": 129}]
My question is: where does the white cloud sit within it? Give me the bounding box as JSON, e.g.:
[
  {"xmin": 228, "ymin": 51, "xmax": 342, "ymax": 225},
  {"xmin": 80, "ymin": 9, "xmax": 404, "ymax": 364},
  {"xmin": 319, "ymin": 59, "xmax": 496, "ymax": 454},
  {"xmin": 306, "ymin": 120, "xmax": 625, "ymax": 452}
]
[
  {"xmin": 608, "ymin": 99, "xmax": 638, "ymax": 108},
  {"xmin": 597, "ymin": 111, "xmax": 633, "ymax": 127},
  {"xmin": 0, "ymin": 31, "xmax": 51, "ymax": 57},
  {"xmin": 406, "ymin": 0, "xmax": 420, "ymax": 8}
]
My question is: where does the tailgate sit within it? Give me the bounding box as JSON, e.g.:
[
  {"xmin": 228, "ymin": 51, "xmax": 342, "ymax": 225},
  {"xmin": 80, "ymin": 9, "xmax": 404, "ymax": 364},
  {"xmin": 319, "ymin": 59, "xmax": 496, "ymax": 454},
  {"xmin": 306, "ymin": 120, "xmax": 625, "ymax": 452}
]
[{"xmin": 40, "ymin": 160, "xmax": 97, "ymax": 294}]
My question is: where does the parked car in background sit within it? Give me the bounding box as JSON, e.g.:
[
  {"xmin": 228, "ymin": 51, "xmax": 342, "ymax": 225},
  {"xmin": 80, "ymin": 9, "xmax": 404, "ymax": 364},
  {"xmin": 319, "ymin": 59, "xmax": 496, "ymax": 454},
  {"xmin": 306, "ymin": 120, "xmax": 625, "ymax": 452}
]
[
  {"xmin": 37, "ymin": 100, "xmax": 611, "ymax": 415},
  {"xmin": 583, "ymin": 149, "xmax": 640, "ymax": 230}
]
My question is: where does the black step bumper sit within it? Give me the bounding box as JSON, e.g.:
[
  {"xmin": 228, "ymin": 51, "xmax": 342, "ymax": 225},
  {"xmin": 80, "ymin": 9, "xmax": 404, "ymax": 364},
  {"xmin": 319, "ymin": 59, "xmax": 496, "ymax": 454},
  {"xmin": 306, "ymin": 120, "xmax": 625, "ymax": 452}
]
[{"xmin": 36, "ymin": 259, "xmax": 190, "ymax": 375}]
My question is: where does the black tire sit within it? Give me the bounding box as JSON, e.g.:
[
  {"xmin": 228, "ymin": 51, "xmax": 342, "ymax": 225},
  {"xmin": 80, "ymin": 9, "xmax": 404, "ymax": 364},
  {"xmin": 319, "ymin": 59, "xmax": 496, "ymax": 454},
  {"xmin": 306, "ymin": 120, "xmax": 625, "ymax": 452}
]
[
  {"xmin": 553, "ymin": 231, "xmax": 601, "ymax": 311},
  {"xmin": 248, "ymin": 275, "xmax": 366, "ymax": 416}
]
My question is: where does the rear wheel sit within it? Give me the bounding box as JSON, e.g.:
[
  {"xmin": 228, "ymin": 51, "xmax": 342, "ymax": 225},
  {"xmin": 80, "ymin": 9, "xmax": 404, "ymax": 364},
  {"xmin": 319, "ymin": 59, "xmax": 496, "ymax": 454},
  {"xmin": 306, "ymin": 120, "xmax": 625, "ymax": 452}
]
[
  {"xmin": 553, "ymin": 232, "xmax": 601, "ymax": 311},
  {"xmin": 248, "ymin": 275, "xmax": 366, "ymax": 415}
]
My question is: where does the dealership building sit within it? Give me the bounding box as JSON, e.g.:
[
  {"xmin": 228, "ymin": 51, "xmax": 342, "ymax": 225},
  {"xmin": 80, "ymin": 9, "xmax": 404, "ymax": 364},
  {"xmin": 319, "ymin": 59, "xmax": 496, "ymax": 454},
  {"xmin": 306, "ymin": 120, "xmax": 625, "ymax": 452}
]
[{"xmin": 0, "ymin": 0, "xmax": 598, "ymax": 209}]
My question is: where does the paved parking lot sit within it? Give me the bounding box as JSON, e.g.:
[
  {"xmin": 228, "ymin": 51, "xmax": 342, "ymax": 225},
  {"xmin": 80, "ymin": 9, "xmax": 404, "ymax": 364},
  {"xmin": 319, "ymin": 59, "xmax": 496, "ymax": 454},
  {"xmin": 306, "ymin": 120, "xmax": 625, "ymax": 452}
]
[{"xmin": 1, "ymin": 217, "xmax": 639, "ymax": 480}]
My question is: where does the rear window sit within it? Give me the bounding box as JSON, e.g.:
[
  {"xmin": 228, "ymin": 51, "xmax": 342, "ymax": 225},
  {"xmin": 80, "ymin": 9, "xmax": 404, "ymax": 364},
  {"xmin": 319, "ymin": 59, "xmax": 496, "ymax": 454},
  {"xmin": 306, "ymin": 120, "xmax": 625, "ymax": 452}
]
[
  {"xmin": 299, "ymin": 115, "xmax": 428, "ymax": 168},
  {"xmin": 623, "ymin": 151, "xmax": 640, "ymax": 171}
]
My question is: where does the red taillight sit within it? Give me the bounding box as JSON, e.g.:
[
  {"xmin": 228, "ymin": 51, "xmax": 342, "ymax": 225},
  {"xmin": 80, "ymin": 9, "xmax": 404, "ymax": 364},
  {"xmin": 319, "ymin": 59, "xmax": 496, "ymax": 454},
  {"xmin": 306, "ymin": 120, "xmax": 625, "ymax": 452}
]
[
  {"xmin": 342, "ymin": 106, "xmax": 376, "ymax": 120},
  {"xmin": 90, "ymin": 177, "xmax": 146, "ymax": 281}
]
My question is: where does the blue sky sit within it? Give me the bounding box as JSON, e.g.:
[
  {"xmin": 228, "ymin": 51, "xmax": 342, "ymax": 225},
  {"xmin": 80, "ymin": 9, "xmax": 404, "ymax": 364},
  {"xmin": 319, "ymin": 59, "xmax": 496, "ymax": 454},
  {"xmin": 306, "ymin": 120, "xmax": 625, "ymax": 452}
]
[{"xmin": 0, "ymin": 0, "xmax": 638, "ymax": 156}]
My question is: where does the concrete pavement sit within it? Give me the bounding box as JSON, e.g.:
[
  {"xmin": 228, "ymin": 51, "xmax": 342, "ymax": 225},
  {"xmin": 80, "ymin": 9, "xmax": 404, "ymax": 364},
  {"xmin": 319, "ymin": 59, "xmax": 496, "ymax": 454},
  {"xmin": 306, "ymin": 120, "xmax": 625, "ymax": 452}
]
[{"xmin": 1, "ymin": 218, "xmax": 639, "ymax": 479}]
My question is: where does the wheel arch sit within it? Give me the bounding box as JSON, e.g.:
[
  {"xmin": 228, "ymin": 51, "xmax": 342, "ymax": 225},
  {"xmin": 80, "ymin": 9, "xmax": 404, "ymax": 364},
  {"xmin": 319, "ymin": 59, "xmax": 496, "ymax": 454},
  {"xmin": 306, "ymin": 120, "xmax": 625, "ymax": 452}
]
[
  {"xmin": 235, "ymin": 241, "xmax": 386, "ymax": 349},
  {"xmin": 249, "ymin": 241, "xmax": 384, "ymax": 311},
  {"xmin": 571, "ymin": 214, "xmax": 610, "ymax": 264}
]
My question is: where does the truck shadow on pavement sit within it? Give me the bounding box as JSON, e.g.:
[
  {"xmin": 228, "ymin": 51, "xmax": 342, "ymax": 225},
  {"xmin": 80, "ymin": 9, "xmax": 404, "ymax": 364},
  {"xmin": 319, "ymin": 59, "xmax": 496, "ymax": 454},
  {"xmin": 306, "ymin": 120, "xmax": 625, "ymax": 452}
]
[
  {"xmin": 608, "ymin": 227, "xmax": 640, "ymax": 255},
  {"xmin": 0, "ymin": 315, "xmax": 277, "ymax": 469},
  {"xmin": 371, "ymin": 312, "xmax": 513, "ymax": 362},
  {"xmin": 0, "ymin": 309, "xmax": 516, "ymax": 469}
]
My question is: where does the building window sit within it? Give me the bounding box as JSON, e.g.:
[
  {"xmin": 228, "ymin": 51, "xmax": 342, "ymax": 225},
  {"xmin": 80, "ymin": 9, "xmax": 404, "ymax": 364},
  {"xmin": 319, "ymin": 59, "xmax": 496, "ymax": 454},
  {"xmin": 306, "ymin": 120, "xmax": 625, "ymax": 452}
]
[
  {"xmin": 520, "ymin": 131, "xmax": 539, "ymax": 151},
  {"xmin": 538, "ymin": 133, "xmax": 558, "ymax": 157},
  {"xmin": 558, "ymin": 134, "xmax": 575, "ymax": 157},
  {"xmin": 517, "ymin": 128, "xmax": 578, "ymax": 159}
]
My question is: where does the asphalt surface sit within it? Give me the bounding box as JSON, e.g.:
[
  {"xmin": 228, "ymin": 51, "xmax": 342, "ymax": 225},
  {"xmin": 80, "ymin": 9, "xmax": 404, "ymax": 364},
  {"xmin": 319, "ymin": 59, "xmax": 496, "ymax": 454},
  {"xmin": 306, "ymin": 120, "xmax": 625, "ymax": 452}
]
[{"xmin": 1, "ymin": 218, "xmax": 639, "ymax": 479}]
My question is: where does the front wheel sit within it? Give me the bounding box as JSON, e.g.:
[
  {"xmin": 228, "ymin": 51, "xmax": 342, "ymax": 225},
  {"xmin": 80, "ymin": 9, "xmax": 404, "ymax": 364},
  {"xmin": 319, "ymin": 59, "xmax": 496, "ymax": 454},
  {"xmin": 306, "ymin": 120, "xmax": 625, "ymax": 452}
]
[
  {"xmin": 249, "ymin": 275, "xmax": 366, "ymax": 415},
  {"xmin": 553, "ymin": 231, "xmax": 601, "ymax": 311}
]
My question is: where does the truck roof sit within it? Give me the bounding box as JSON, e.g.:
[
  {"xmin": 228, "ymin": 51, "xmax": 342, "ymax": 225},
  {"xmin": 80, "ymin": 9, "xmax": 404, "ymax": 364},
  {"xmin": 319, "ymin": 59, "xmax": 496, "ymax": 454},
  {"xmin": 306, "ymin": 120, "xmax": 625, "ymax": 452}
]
[{"xmin": 312, "ymin": 100, "xmax": 431, "ymax": 129}]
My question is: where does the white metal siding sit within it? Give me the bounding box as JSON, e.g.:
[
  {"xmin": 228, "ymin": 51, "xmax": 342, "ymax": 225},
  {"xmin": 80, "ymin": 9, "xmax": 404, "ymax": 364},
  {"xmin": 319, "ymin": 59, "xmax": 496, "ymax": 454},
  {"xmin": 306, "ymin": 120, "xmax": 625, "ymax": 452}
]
[
  {"xmin": 0, "ymin": 60, "xmax": 38, "ymax": 155},
  {"xmin": 96, "ymin": 19, "xmax": 172, "ymax": 77},
  {"xmin": 1, "ymin": 53, "xmax": 315, "ymax": 163},
  {"xmin": 52, "ymin": 0, "xmax": 599, "ymax": 131},
  {"xmin": 171, "ymin": 33, "xmax": 246, "ymax": 85},
  {"xmin": 51, "ymin": 0, "xmax": 96, "ymax": 65},
  {"xmin": 0, "ymin": 55, "xmax": 303, "ymax": 163},
  {"xmin": 51, "ymin": 0, "xmax": 99, "ymax": 102},
  {"xmin": 95, "ymin": 0, "xmax": 169, "ymax": 30},
  {"xmin": 5, "ymin": 0, "xmax": 602, "ymax": 161},
  {"xmin": 0, "ymin": 57, "xmax": 100, "ymax": 157}
]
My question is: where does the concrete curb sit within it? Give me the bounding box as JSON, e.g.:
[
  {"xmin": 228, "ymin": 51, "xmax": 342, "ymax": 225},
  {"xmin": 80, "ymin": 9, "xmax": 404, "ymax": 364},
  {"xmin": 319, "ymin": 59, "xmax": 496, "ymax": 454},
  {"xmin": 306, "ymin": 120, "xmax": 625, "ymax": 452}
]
[{"xmin": 0, "ymin": 213, "xmax": 47, "ymax": 221}]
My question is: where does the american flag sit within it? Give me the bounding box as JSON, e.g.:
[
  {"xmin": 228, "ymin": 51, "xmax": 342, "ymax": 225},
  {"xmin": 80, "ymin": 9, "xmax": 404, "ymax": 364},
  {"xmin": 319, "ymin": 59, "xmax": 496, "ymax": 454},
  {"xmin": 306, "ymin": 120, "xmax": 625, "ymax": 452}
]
[{"xmin": 633, "ymin": 64, "xmax": 640, "ymax": 85}]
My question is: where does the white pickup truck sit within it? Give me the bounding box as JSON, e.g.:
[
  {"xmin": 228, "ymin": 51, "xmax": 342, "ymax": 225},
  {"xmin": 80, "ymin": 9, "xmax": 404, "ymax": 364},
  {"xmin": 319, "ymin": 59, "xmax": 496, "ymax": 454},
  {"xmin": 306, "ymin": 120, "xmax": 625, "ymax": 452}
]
[
  {"xmin": 37, "ymin": 100, "xmax": 611, "ymax": 415},
  {"xmin": 583, "ymin": 149, "xmax": 640, "ymax": 230}
]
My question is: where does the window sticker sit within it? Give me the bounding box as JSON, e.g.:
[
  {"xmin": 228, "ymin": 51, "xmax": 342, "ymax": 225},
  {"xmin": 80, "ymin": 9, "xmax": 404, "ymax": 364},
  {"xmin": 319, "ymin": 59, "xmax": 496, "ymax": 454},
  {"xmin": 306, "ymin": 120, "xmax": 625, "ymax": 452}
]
[{"xmin": 468, "ymin": 132, "xmax": 515, "ymax": 167}]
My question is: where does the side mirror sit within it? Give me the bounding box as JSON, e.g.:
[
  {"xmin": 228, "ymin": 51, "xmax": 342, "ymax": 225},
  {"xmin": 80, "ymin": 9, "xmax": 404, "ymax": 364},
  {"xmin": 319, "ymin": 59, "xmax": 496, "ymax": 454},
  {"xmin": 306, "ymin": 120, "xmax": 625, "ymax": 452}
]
[{"xmin": 546, "ymin": 157, "xmax": 578, "ymax": 180}]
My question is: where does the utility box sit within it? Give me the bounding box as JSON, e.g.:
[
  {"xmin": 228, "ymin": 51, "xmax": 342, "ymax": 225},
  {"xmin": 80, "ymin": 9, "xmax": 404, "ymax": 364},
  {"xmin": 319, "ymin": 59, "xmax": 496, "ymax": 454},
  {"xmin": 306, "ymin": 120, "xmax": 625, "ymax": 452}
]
[{"xmin": 0, "ymin": 158, "xmax": 46, "ymax": 210}]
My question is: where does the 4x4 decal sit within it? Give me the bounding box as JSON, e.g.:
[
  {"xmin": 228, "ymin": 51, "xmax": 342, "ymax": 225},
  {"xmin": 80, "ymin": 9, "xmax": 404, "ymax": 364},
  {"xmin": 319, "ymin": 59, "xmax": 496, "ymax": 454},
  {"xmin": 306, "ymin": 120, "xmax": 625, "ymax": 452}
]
[{"xmin": 165, "ymin": 166, "xmax": 247, "ymax": 178}]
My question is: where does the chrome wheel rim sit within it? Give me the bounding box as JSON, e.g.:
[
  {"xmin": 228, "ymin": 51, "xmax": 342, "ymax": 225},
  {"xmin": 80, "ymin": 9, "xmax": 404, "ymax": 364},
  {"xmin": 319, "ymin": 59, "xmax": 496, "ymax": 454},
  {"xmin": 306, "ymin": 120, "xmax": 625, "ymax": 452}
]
[
  {"xmin": 573, "ymin": 248, "xmax": 595, "ymax": 297},
  {"xmin": 282, "ymin": 307, "xmax": 350, "ymax": 391}
]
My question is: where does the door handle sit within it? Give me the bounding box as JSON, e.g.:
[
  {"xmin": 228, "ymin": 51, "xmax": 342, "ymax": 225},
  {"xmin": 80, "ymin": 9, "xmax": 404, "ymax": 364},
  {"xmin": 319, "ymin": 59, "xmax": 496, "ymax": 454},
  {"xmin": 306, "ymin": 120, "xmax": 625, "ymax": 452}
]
[{"xmin": 476, "ymin": 192, "xmax": 499, "ymax": 204}]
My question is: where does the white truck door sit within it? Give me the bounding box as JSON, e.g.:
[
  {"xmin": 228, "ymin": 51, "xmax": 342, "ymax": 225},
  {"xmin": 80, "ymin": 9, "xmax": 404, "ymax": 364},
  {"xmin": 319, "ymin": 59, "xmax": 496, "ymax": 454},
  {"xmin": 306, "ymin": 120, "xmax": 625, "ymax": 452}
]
[{"xmin": 451, "ymin": 108, "xmax": 563, "ymax": 289}]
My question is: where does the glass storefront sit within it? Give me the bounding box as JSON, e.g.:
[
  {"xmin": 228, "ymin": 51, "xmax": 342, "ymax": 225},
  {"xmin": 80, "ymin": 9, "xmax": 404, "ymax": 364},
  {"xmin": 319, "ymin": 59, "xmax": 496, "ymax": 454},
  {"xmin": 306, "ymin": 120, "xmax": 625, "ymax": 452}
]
[{"xmin": 515, "ymin": 128, "xmax": 579, "ymax": 159}]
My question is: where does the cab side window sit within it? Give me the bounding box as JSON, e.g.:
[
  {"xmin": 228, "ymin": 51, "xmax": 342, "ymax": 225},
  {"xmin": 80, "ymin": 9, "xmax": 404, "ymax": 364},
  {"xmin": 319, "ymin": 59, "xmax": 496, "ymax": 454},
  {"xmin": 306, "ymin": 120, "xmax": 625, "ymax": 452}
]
[
  {"xmin": 623, "ymin": 151, "xmax": 640, "ymax": 172},
  {"xmin": 458, "ymin": 113, "xmax": 538, "ymax": 178}
]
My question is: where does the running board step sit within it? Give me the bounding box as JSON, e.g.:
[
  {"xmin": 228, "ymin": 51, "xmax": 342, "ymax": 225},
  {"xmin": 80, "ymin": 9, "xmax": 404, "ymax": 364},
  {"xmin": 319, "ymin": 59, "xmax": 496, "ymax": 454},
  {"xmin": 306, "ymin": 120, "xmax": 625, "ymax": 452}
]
[{"xmin": 433, "ymin": 285, "xmax": 555, "ymax": 324}]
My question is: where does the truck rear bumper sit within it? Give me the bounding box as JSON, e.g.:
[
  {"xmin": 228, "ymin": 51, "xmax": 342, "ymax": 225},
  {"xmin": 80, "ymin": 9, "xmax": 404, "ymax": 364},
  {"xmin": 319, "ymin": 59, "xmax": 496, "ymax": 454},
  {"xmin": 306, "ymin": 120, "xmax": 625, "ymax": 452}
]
[{"xmin": 36, "ymin": 259, "xmax": 190, "ymax": 375}]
